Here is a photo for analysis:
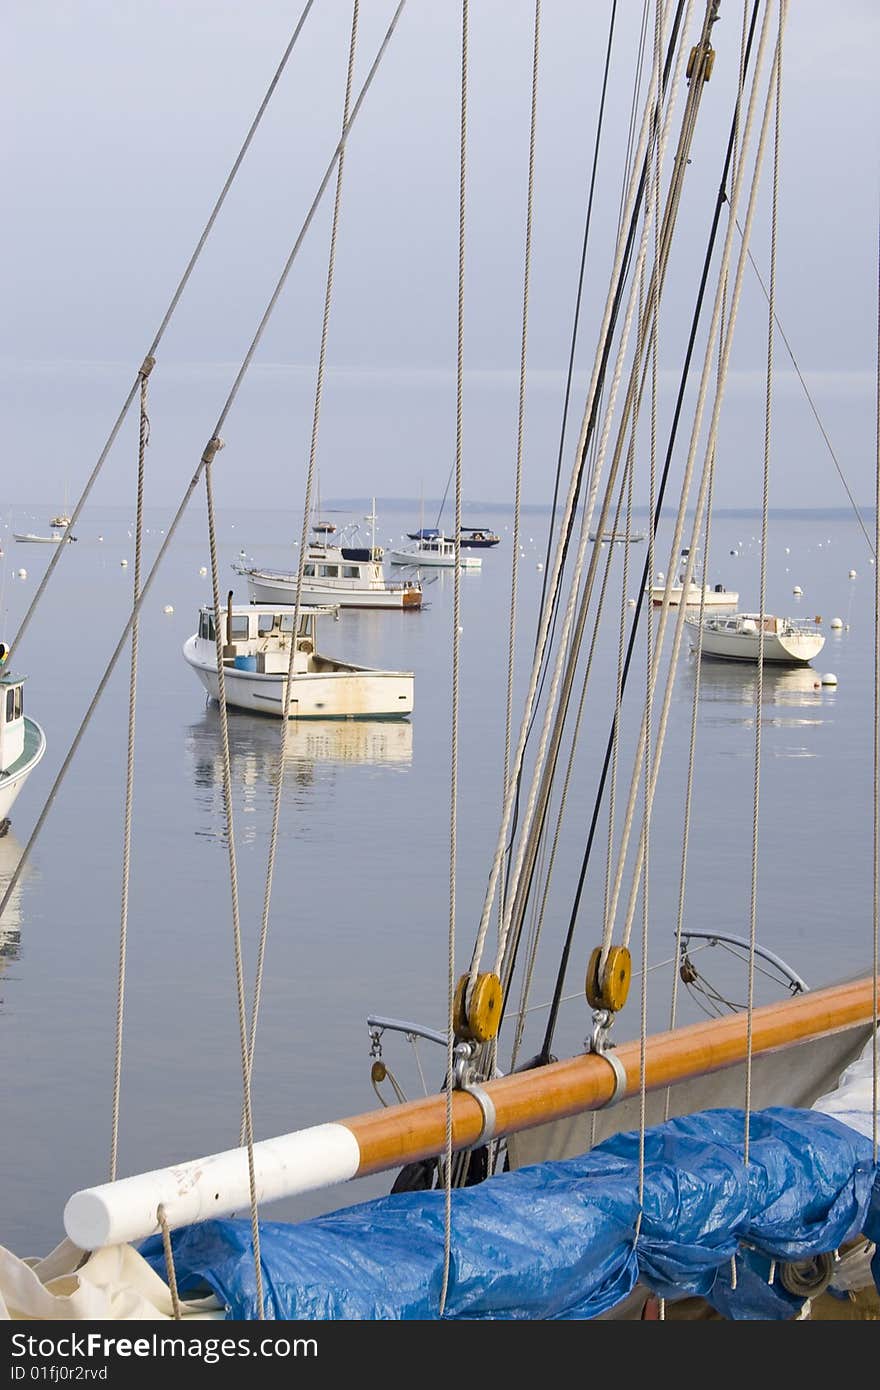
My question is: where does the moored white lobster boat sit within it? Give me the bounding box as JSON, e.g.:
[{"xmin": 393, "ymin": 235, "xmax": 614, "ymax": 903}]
[
  {"xmin": 182, "ymin": 601, "xmax": 414, "ymax": 720},
  {"xmin": 0, "ymin": 665, "xmax": 46, "ymax": 825}
]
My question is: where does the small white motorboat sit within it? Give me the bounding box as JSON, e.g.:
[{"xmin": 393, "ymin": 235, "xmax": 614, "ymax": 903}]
[
  {"xmin": 648, "ymin": 546, "xmax": 736, "ymax": 607},
  {"xmin": 387, "ymin": 534, "xmax": 481, "ymax": 569},
  {"xmin": 183, "ymin": 601, "xmax": 414, "ymax": 719},
  {"xmin": 13, "ymin": 532, "xmax": 75, "ymax": 545},
  {"xmin": 686, "ymin": 611, "xmax": 826, "ymax": 665},
  {"xmin": 0, "ymin": 662, "xmax": 47, "ymax": 824}
]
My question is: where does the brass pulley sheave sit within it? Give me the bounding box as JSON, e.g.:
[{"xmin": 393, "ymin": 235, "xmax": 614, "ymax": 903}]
[
  {"xmin": 585, "ymin": 945, "xmax": 632, "ymax": 1013},
  {"xmin": 453, "ymin": 972, "xmax": 503, "ymax": 1043}
]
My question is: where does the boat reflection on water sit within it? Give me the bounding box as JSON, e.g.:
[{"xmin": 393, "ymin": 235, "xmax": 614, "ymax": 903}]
[
  {"xmin": 187, "ymin": 706, "xmax": 413, "ymax": 797},
  {"xmin": 0, "ymin": 830, "xmax": 28, "ymax": 997},
  {"xmin": 685, "ymin": 655, "xmax": 829, "ymax": 709}
]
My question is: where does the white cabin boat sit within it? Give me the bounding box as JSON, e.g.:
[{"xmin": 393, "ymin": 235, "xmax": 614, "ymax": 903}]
[
  {"xmin": 648, "ymin": 546, "xmax": 737, "ymax": 607},
  {"xmin": 182, "ymin": 602, "xmax": 414, "ymax": 720},
  {"xmin": 237, "ymin": 541, "xmax": 422, "ymax": 610},
  {"xmin": 686, "ymin": 611, "xmax": 826, "ymax": 665},
  {"xmin": 387, "ymin": 534, "xmax": 481, "ymax": 569},
  {"xmin": 13, "ymin": 532, "xmax": 75, "ymax": 545},
  {"xmin": 0, "ymin": 667, "xmax": 46, "ymax": 824}
]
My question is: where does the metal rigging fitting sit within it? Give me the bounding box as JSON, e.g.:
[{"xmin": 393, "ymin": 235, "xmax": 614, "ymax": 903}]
[
  {"xmin": 586, "ymin": 1008, "xmax": 627, "ymax": 1109},
  {"xmin": 585, "ymin": 944, "xmax": 632, "ymax": 1012}
]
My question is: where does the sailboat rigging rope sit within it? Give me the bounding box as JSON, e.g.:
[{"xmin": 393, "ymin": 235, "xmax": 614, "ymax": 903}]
[
  {"xmin": 736, "ymin": 225, "xmax": 875, "ymax": 560},
  {"xmin": 204, "ymin": 457, "xmax": 265, "ymax": 1319},
  {"xmin": 468, "ymin": 0, "xmax": 686, "ymax": 991},
  {"xmin": 0, "ymin": 0, "xmax": 408, "ymax": 929},
  {"xmin": 601, "ymin": 0, "xmax": 778, "ymax": 963},
  {"xmin": 109, "ymin": 360, "xmax": 151, "ymax": 1182},
  {"xmin": 745, "ymin": 1, "xmax": 786, "ymax": 1165},
  {"xmin": 491, "ymin": 0, "xmax": 693, "ymax": 988},
  {"xmin": 244, "ymin": 1, "xmax": 360, "ymax": 1114},
  {"xmin": 505, "ymin": 0, "xmax": 687, "ymax": 942},
  {"xmin": 874, "ymin": 207, "xmax": 880, "ymax": 1166},
  {"xmin": 661, "ymin": 0, "xmax": 745, "ymax": 1106},
  {"xmin": 666, "ymin": 2, "xmax": 750, "ymax": 1107},
  {"xmin": 156, "ymin": 1205, "xmax": 182, "ymax": 1321},
  {"xmin": 508, "ymin": 456, "xmax": 633, "ymax": 1068},
  {"xmin": 538, "ymin": 0, "xmax": 761, "ymax": 1060},
  {"xmin": 500, "ymin": 0, "xmax": 541, "ymax": 931},
  {"xmin": 440, "ymin": 0, "xmax": 468, "ymax": 1321},
  {"xmin": 639, "ymin": 0, "xmax": 664, "ymax": 1217},
  {"xmin": 499, "ymin": 2, "xmax": 717, "ymax": 1030},
  {"xmin": 6, "ymin": 0, "xmax": 317, "ymax": 667}
]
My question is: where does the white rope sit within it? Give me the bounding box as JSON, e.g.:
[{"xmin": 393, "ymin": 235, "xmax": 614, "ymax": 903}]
[
  {"xmin": 874, "ymin": 194, "xmax": 880, "ymax": 1166},
  {"xmin": 600, "ymin": 0, "xmax": 778, "ymax": 961},
  {"xmin": 467, "ymin": 0, "xmax": 681, "ymax": 984},
  {"xmin": 109, "ymin": 360, "xmax": 151, "ymax": 1181},
  {"xmin": 0, "ymin": 0, "xmax": 408, "ymax": 931},
  {"xmin": 665, "ymin": 1, "xmax": 749, "ymax": 1121},
  {"xmin": 204, "ymin": 457, "xmax": 264, "ymax": 1319},
  {"xmin": 7, "ymin": 0, "xmax": 317, "ymax": 666},
  {"xmin": 638, "ymin": 0, "xmax": 663, "ymax": 1228},
  {"xmin": 745, "ymin": 0, "xmax": 786, "ymax": 1166},
  {"xmin": 484, "ymin": 0, "xmax": 693, "ymax": 988},
  {"xmin": 440, "ymin": 0, "xmax": 468, "ymax": 1321},
  {"xmin": 244, "ymin": 0, "xmax": 360, "ymax": 1122},
  {"xmin": 500, "ymin": 0, "xmax": 541, "ymax": 930}
]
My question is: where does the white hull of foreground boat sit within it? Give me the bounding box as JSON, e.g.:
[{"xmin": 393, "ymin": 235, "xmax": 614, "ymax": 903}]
[
  {"xmin": 244, "ymin": 569, "xmax": 420, "ymax": 610},
  {"xmin": 0, "ymin": 717, "xmax": 46, "ymax": 821},
  {"xmin": 183, "ymin": 637, "xmax": 413, "ymax": 719},
  {"xmin": 687, "ymin": 614, "xmax": 826, "ymax": 665}
]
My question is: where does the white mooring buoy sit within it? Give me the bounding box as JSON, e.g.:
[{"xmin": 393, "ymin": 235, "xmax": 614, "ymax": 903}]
[
  {"xmin": 830, "ymin": 617, "xmax": 843, "ymax": 630},
  {"xmin": 17, "ymin": 568, "xmax": 27, "ymax": 580},
  {"xmin": 821, "ymin": 672, "xmax": 838, "ymax": 686},
  {"xmin": 792, "ymin": 585, "xmax": 802, "ymax": 596},
  {"xmin": 849, "ymin": 569, "xmax": 857, "ymax": 579},
  {"xmin": 163, "ymin": 605, "xmax": 174, "ymax": 615},
  {"xmin": 199, "ymin": 566, "xmax": 207, "ymax": 577},
  {"xmin": 120, "ymin": 559, "xmax": 128, "ymax": 568}
]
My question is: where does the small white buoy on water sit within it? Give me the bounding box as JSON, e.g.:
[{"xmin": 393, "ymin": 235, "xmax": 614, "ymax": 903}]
[
  {"xmin": 536, "ymin": 562, "xmax": 543, "ymax": 572},
  {"xmin": 830, "ymin": 617, "xmax": 843, "ymax": 630},
  {"xmin": 199, "ymin": 566, "xmax": 207, "ymax": 577},
  {"xmin": 628, "ymin": 597, "xmax": 636, "ymax": 608},
  {"xmin": 163, "ymin": 605, "xmax": 174, "ymax": 615},
  {"xmin": 457, "ymin": 624, "xmax": 464, "ymax": 634},
  {"xmin": 120, "ymin": 559, "xmax": 128, "ymax": 568},
  {"xmin": 821, "ymin": 672, "xmax": 838, "ymax": 686},
  {"xmin": 792, "ymin": 584, "xmax": 802, "ymax": 596},
  {"xmin": 784, "ymin": 546, "xmax": 790, "ymax": 555},
  {"xmin": 98, "ymin": 535, "xmax": 104, "ymax": 543},
  {"xmin": 849, "ymin": 569, "xmax": 857, "ymax": 579},
  {"xmin": 17, "ymin": 568, "xmax": 27, "ymax": 580}
]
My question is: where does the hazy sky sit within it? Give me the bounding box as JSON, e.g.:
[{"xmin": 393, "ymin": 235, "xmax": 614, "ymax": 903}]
[{"xmin": 2, "ymin": 1, "xmax": 879, "ymax": 515}]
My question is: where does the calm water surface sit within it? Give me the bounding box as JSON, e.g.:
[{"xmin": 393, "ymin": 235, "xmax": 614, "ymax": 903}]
[{"xmin": 0, "ymin": 502, "xmax": 874, "ymax": 1254}]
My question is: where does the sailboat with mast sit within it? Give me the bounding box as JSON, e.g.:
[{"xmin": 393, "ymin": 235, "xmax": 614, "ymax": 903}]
[{"xmin": 0, "ymin": 0, "xmax": 877, "ymax": 1324}]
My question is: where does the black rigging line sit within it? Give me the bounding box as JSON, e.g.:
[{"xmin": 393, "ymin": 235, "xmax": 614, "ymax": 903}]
[
  {"xmin": 500, "ymin": 0, "xmax": 685, "ymax": 903},
  {"xmin": 538, "ymin": 0, "xmax": 762, "ymax": 1063}
]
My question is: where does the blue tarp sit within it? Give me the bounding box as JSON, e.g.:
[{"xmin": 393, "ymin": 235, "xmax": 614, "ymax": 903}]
[{"xmin": 141, "ymin": 1107, "xmax": 880, "ymax": 1320}]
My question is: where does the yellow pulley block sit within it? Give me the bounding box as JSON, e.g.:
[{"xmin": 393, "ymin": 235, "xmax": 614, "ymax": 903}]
[
  {"xmin": 585, "ymin": 945, "xmax": 632, "ymax": 1013},
  {"xmin": 371, "ymin": 1060, "xmax": 387, "ymax": 1084},
  {"xmin": 453, "ymin": 972, "xmax": 503, "ymax": 1043}
]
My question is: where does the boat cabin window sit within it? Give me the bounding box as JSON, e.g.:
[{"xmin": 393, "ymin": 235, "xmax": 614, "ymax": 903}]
[
  {"xmin": 4, "ymin": 685, "xmax": 22, "ymax": 723},
  {"xmin": 280, "ymin": 614, "xmax": 295, "ymax": 633},
  {"xmin": 302, "ymin": 564, "xmax": 316, "ymax": 577},
  {"xmin": 318, "ymin": 565, "xmax": 339, "ymax": 578},
  {"xmin": 343, "ymin": 565, "xmax": 360, "ymax": 579},
  {"xmin": 230, "ymin": 616, "xmax": 250, "ymax": 641},
  {"xmin": 257, "ymin": 613, "xmax": 276, "ymax": 636},
  {"xmin": 199, "ymin": 613, "xmax": 216, "ymax": 642}
]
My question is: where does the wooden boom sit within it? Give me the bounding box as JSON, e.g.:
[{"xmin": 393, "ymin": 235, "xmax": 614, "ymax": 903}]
[{"xmin": 64, "ymin": 974, "xmax": 878, "ymax": 1250}]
